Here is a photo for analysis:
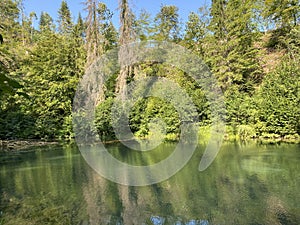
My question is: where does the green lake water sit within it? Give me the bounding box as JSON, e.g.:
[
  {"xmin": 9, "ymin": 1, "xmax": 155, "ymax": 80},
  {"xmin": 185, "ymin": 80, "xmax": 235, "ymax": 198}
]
[{"xmin": 0, "ymin": 142, "xmax": 299, "ymax": 225}]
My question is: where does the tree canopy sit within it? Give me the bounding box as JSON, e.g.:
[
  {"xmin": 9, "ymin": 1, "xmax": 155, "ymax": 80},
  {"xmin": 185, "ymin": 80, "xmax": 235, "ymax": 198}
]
[{"xmin": 0, "ymin": 0, "xmax": 299, "ymax": 141}]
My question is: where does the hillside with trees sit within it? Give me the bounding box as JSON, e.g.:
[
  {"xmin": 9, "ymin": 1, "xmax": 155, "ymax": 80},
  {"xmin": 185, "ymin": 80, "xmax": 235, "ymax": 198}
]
[{"xmin": 0, "ymin": 0, "xmax": 299, "ymax": 142}]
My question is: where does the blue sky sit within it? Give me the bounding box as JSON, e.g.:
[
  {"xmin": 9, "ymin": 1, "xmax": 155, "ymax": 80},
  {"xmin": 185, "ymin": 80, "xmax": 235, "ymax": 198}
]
[{"xmin": 24, "ymin": 0, "xmax": 210, "ymax": 28}]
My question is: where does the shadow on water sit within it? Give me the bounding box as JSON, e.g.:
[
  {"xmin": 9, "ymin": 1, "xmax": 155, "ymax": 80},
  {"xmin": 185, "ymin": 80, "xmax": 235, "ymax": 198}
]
[{"xmin": 0, "ymin": 142, "xmax": 299, "ymax": 224}]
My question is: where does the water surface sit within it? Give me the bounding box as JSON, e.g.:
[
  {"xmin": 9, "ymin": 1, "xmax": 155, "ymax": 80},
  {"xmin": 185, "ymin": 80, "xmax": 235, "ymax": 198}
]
[{"xmin": 0, "ymin": 142, "xmax": 299, "ymax": 225}]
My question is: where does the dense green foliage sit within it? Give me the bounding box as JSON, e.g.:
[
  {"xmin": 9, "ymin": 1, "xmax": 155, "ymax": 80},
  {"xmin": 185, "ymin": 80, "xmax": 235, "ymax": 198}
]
[
  {"xmin": 0, "ymin": 0, "xmax": 299, "ymax": 141},
  {"xmin": 256, "ymin": 57, "xmax": 300, "ymax": 137}
]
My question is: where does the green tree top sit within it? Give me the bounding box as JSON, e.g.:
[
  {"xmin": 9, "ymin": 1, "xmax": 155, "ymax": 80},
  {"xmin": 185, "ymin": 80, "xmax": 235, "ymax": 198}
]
[
  {"xmin": 58, "ymin": 0, "xmax": 73, "ymax": 34},
  {"xmin": 263, "ymin": 0, "xmax": 300, "ymax": 29},
  {"xmin": 153, "ymin": 5, "xmax": 181, "ymax": 42},
  {"xmin": 39, "ymin": 12, "xmax": 55, "ymax": 32}
]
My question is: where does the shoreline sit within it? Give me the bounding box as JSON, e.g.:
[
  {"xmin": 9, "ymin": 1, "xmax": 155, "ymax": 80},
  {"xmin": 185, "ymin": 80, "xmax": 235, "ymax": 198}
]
[
  {"xmin": 0, "ymin": 134, "xmax": 299, "ymax": 153},
  {"xmin": 0, "ymin": 140, "xmax": 59, "ymax": 152}
]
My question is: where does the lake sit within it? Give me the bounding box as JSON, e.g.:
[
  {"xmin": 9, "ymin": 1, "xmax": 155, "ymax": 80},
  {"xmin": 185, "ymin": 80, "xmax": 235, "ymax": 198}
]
[{"xmin": 0, "ymin": 142, "xmax": 299, "ymax": 225}]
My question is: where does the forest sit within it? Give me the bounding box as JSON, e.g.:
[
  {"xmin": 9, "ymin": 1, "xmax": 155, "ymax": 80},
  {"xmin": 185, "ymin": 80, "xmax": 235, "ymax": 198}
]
[{"xmin": 0, "ymin": 0, "xmax": 299, "ymax": 142}]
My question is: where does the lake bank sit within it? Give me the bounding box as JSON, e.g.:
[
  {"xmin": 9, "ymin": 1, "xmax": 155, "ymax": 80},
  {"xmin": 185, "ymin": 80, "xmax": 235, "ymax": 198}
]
[
  {"xmin": 0, "ymin": 140, "xmax": 59, "ymax": 152},
  {"xmin": 1, "ymin": 133, "xmax": 299, "ymax": 153}
]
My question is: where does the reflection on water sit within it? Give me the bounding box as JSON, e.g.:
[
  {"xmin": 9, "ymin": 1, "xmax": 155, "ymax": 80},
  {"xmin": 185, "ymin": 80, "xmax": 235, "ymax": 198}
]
[
  {"xmin": 0, "ymin": 142, "xmax": 299, "ymax": 225},
  {"xmin": 149, "ymin": 216, "xmax": 209, "ymax": 225}
]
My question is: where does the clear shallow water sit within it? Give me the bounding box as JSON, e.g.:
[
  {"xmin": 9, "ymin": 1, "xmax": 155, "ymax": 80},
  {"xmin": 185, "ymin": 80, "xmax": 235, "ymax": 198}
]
[{"xmin": 0, "ymin": 142, "xmax": 299, "ymax": 225}]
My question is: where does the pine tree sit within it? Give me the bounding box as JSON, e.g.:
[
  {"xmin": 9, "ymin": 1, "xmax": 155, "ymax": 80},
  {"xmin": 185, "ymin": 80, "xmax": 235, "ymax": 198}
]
[
  {"xmin": 256, "ymin": 55, "xmax": 300, "ymax": 136},
  {"xmin": 39, "ymin": 12, "xmax": 54, "ymax": 32},
  {"xmin": 0, "ymin": 0, "xmax": 22, "ymax": 96},
  {"xmin": 74, "ymin": 13, "xmax": 86, "ymax": 39},
  {"xmin": 262, "ymin": 0, "xmax": 299, "ymax": 48},
  {"xmin": 209, "ymin": 0, "xmax": 227, "ymax": 40},
  {"xmin": 134, "ymin": 10, "xmax": 152, "ymax": 41},
  {"xmin": 206, "ymin": 0, "xmax": 262, "ymax": 92},
  {"xmin": 0, "ymin": 0, "xmax": 30, "ymax": 138},
  {"xmin": 0, "ymin": 0, "xmax": 20, "ymax": 52},
  {"xmin": 20, "ymin": 11, "xmax": 37, "ymax": 46},
  {"xmin": 97, "ymin": 2, "xmax": 118, "ymax": 52},
  {"xmin": 263, "ymin": 0, "xmax": 299, "ymax": 29},
  {"xmin": 58, "ymin": 0, "xmax": 73, "ymax": 34},
  {"xmin": 21, "ymin": 32, "xmax": 85, "ymax": 139},
  {"xmin": 153, "ymin": 5, "xmax": 181, "ymax": 42},
  {"xmin": 184, "ymin": 7, "xmax": 209, "ymax": 57}
]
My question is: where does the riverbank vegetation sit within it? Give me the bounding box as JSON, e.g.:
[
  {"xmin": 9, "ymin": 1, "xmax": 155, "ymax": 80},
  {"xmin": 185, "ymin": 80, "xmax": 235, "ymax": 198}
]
[{"xmin": 0, "ymin": 0, "xmax": 299, "ymax": 143}]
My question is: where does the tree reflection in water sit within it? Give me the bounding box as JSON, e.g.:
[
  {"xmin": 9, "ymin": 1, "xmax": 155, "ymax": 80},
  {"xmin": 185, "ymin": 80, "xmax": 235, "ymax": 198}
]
[{"xmin": 0, "ymin": 142, "xmax": 299, "ymax": 224}]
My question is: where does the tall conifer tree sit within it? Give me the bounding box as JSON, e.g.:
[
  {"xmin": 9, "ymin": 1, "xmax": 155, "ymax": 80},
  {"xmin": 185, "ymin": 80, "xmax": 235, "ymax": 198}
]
[
  {"xmin": 206, "ymin": 0, "xmax": 262, "ymax": 92},
  {"xmin": 58, "ymin": 0, "xmax": 73, "ymax": 34}
]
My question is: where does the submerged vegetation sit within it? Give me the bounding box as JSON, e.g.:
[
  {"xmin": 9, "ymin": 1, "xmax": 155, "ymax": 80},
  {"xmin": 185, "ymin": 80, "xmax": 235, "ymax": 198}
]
[{"xmin": 0, "ymin": 0, "xmax": 299, "ymax": 142}]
